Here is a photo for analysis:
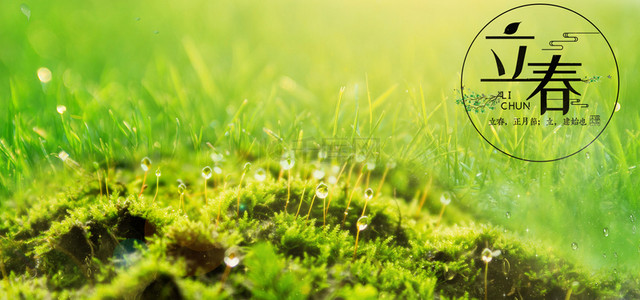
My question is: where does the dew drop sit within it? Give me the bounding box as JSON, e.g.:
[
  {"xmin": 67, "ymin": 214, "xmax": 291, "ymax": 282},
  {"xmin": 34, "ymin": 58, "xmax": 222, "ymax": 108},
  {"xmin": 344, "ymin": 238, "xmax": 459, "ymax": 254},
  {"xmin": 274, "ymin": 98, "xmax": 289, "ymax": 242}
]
[
  {"xmin": 364, "ymin": 188, "xmax": 374, "ymax": 200},
  {"xmin": 318, "ymin": 150, "xmax": 328, "ymax": 160},
  {"xmin": 56, "ymin": 105, "xmax": 67, "ymax": 115},
  {"xmin": 331, "ymin": 164, "xmax": 340, "ymax": 174},
  {"xmin": 440, "ymin": 192, "xmax": 452, "ymax": 206},
  {"xmin": 313, "ymin": 169, "xmax": 325, "ymax": 180},
  {"xmin": 603, "ymin": 227, "xmax": 609, "ymax": 237},
  {"xmin": 630, "ymin": 214, "xmax": 635, "ymax": 223},
  {"xmin": 254, "ymin": 168, "xmax": 266, "ymax": 182},
  {"xmin": 356, "ymin": 215, "xmax": 370, "ymax": 231},
  {"xmin": 354, "ymin": 151, "xmax": 366, "ymax": 163},
  {"xmin": 224, "ymin": 248, "xmax": 240, "ymax": 268},
  {"xmin": 328, "ymin": 175, "xmax": 337, "ymax": 185},
  {"xmin": 211, "ymin": 150, "xmax": 224, "ymax": 163},
  {"xmin": 481, "ymin": 248, "xmax": 493, "ymax": 263},
  {"xmin": 615, "ymin": 102, "xmax": 621, "ymax": 112},
  {"xmin": 37, "ymin": 67, "xmax": 52, "ymax": 83},
  {"xmin": 571, "ymin": 242, "xmax": 578, "ymax": 250},
  {"xmin": 213, "ymin": 166, "xmax": 222, "ymax": 175},
  {"xmin": 177, "ymin": 183, "xmax": 186, "ymax": 195},
  {"xmin": 140, "ymin": 157, "xmax": 152, "ymax": 172},
  {"xmin": 155, "ymin": 168, "xmax": 161, "ymax": 177},
  {"xmin": 243, "ymin": 162, "xmax": 252, "ymax": 172},
  {"xmin": 201, "ymin": 166, "xmax": 212, "ymax": 179},
  {"xmin": 365, "ymin": 160, "xmax": 376, "ymax": 171},
  {"xmin": 386, "ymin": 159, "xmax": 397, "ymax": 169},
  {"xmin": 280, "ymin": 151, "xmax": 295, "ymax": 170},
  {"xmin": 20, "ymin": 4, "xmax": 31, "ymax": 20},
  {"xmin": 505, "ymin": 212, "xmax": 511, "ymax": 219},
  {"xmin": 585, "ymin": 152, "xmax": 590, "ymax": 159},
  {"xmin": 315, "ymin": 182, "xmax": 329, "ymax": 199}
]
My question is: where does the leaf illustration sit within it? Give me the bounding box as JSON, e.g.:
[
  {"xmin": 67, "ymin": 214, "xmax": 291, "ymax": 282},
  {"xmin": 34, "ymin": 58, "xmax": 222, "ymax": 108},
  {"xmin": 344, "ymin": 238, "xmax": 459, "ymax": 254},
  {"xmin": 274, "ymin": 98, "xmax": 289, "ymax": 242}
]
[{"xmin": 504, "ymin": 22, "xmax": 520, "ymax": 35}]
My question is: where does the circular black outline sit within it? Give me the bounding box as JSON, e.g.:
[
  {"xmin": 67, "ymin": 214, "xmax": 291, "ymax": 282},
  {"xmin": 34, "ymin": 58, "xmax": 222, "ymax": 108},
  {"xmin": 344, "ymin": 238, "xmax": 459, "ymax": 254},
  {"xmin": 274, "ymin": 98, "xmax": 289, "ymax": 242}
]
[{"xmin": 460, "ymin": 3, "xmax": 620, "ymax": 162}]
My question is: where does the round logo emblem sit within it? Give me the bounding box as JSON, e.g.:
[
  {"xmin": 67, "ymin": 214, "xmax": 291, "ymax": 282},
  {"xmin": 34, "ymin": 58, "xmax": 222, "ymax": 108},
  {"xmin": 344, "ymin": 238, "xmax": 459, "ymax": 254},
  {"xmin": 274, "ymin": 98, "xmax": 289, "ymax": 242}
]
[{"xmin": 461, "ymin": 4, "xmax": 619, "ymax": 162}]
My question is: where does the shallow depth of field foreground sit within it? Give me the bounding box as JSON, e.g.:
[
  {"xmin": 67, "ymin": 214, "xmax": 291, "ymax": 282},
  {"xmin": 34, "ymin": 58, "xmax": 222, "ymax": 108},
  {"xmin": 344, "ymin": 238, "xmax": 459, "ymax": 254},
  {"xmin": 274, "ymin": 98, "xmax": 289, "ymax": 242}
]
[{"xmin": 0, "ymin": 0, "xmax": 639, "ymax": 299}]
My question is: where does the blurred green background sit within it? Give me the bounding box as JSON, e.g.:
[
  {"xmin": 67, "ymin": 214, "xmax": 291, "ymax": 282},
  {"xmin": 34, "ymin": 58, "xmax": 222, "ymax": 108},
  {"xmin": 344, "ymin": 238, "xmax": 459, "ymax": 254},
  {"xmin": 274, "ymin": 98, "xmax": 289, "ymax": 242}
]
[{"xmin": 0, "ymin": 0, "xmax": 638, "ymax": 274}]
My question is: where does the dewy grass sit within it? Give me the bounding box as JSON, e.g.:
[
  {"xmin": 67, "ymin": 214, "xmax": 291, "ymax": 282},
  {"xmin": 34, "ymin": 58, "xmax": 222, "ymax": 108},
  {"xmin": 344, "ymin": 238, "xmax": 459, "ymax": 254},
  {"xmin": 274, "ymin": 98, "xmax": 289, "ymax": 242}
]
[{"xmin": 1, "ymin": 1, "xmax": 638, "ymax": 298}]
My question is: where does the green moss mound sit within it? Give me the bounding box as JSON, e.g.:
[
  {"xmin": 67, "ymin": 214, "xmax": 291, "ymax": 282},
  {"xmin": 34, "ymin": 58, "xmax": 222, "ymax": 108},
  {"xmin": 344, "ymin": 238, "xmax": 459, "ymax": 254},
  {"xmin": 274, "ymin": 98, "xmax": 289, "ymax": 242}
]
[{"xmin": 0, "ymin": 160, "xmax": 637, "ymax": 299}]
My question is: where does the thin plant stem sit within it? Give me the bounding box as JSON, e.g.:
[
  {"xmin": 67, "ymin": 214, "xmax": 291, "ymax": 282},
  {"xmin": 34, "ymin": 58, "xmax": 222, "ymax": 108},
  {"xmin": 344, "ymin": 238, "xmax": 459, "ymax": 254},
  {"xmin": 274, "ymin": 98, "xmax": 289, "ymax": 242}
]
[
  {"xmin": 325, "ymin": 160, "xmax": 349, "ymax": 217},
  {"xmin": 352, "ymin": 229, "xmax": 361, "ymax": 261},
  {"xmin": 97, "ymin": 170, "xmax": 103, "ymax": 199},
  {"xmin": 416, "ymin": 177, "xmax": 433, "ymax": 216},
  {"xmin": 138, "ymin": 170, "xmax": 148, "ymax": 197},
  {"xmin": 375, "ymin": 165, "xmax": 390, "ymax": 196},
  {"xmin": 284, "ymin": 169, "xmax": 291, "ymax": 213},
  {"xmin": 436, "ymin": 204, "xmax": 447, "ymax": 227},
  {"xmin": 204, "ymin": 178, "xmax": 208, "ymax": 205},
  {"xmin": 296, "ymin": 184, "xmax": 307, "ymax": 218},
  {"xmin": 341, "ymin": 165, "xmax": 366, "ymax": 228},
  {"xmin": 217, "ymin": 180, "xmax": 228, "ymax": 227},
  {"xmin": 236, "ymin": 171, "xmax": 246, "ymax": 219},
  {"xmin": 219, "ymin": 265, "xmax": 232, "ymax": 293},
  {"xmin": 484, "ymin": 262, "xmax": 489, "ymax": 300},
  {"xmin": 152, "ymin": 175, "xmax": 159, "ymax": 203},
  {"xmin": 305, "ymin": 193, "xmax": 317, "ymax": 222}
]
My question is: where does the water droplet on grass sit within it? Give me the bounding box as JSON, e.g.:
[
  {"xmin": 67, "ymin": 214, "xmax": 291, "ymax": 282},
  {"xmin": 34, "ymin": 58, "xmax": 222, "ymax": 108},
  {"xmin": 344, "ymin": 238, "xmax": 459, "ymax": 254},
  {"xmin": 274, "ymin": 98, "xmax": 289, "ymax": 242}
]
[
  {"xmin": 201, "ymin": 166, "xmax": 212, "ymax": 179},
  {"xmin": 243, "ymin": 162, "xmax": 251, "ymax": 172},
  {"xmin": 155, "ymin": 168, "xmax": 161, "ymax": 177},
  {"xmin": 630, "ymin": 214, "xmax": 635, "ymax": 223},
  {"xmin": 571, "ymin": 242, "xmax": 578, "ymax": 250},
  {"xmin": 224, "ymin": 248, "xmax": 240, "ymax": 268},
  {"xmin": 313, "ymin": 169, "xmax": 325, "ymax": 180},
  {"xmin": 356, "ymin": 215, "xmax": 370, "ymax": 231},
  {"xmin": 56, "ymin": 105, "xmax": 67, "ymax": 115},
  {"xmin": 20, "ymin": 4, "xmax": 31, "ymax": 20},
  {"xmin": 585, "ymin": 152, "xmax": 590, "ymax": 159},
  {"xmin": 316, "ymin": 182, "xmax": 329, "ymax": 199},
  {"xmin": 211, "ymin": 150, "xmax": 224, "ymax": 162},
  {"xmin": 603, "ymin": 227, "xmax": 609, "ymax": 237},
  {"xmin": 615, "ymin": 102, "xmax": 621, "ymax": 112},
  {"xmin": 481, "ymin": 248, "xmax": 493, "ymax": 263},
  {"xmin": 254, "ymin": 168, "xmax": 266, "ymax": 182},
  {"xmin": 365, "ymin": 160, "xmax": 376, "ymax": 171},
  {"xmin": 505, "ymin": 212, "xmax": 511, "ymax": 219},
  {"xmin": 37, "ymin": 67, "xmax": 52, "ymax": 83},
  {"xmin": 140, "ymin": 157, "xmax": 152, "ymax": 172},
  {"xmin": 178, "ymin": 183, "xmax": 186, "ymax": 195},
  {"xmin": 440, "ymin": 192, "xmax": 452, "ymax": 205},
  {"xmin": 364, "ymin": 188, "xmax": 374, "ymax": 200},
  {"xmin": 318, "ymin": 150, "xmax": 327, "ymax": 160},
  {"xmin": 214, "ymin": 166, "xmax": 222, "ymax": 175},
  {"xmin": 354, "ymin": 151, "xmax": 366, "ymax": 163}
]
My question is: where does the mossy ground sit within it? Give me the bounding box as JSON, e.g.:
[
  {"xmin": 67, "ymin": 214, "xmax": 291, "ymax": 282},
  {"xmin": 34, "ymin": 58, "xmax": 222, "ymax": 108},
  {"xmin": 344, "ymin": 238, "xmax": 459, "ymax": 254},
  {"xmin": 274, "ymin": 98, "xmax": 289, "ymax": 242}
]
[{"xmin": 1, "ymin": 157, "xmax": 638, "ymax": 299}]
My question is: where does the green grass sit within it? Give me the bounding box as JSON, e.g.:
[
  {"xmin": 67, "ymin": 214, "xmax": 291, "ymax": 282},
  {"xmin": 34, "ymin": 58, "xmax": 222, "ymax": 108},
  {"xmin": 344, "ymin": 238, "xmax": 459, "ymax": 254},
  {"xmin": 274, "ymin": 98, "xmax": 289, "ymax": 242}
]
[{"xmin": 0, "ymin": 0, "xmax": 639, "ymax": 298}]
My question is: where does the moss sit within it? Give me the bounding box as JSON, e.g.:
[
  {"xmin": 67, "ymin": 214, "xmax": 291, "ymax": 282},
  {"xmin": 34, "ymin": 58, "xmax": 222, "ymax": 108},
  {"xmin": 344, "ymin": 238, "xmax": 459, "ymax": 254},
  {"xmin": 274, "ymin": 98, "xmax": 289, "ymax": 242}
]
[{"xmin": 0, "ymin": 160, "xmax": 637, "ymax": 299}]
